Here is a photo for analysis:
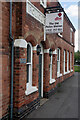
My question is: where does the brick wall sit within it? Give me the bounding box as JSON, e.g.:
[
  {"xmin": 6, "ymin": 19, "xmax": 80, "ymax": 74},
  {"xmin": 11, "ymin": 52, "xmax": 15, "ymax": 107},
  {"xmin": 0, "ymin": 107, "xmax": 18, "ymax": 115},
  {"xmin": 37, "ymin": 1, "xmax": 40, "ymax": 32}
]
[
  {"xmin": 1, "ymin": 2, "xmax": 10, "ymax": 118},
  {"xmin": 1, "ymin": 1, "xmax": 75, "ymax": 119},
  {"xmin": 63, "ymin": 16, "xmax": 75, "ymax": 45},
  {"xmin": 43, "ymin": 35, "xmax": 74, "ymax": 96},
  {"xmin": 14, "ymin": 47, "xmax": 39, "ymax": 109},
  {"xmin": 0, "ymin": 1, "xmax": 2, "ymax": 119}
]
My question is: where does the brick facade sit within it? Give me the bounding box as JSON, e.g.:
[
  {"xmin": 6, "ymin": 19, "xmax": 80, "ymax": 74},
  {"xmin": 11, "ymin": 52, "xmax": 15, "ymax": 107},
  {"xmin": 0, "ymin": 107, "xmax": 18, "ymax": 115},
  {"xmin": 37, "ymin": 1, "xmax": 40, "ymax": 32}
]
[{"xmin": 0, "ymin": 1, "xmax": 75, "ymax": 119}]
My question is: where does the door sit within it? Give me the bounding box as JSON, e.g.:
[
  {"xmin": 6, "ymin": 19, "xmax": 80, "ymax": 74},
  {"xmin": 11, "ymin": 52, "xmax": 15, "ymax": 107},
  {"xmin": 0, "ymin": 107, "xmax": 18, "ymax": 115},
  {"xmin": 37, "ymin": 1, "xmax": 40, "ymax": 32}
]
[{"xmin": 39, "ymin": 54, "xmax": 42, "ymax": 98}]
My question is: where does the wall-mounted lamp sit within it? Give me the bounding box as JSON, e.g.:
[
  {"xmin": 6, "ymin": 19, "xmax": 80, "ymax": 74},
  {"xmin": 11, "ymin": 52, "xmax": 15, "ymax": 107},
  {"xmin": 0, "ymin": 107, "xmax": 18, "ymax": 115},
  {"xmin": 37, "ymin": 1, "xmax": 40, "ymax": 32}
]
[
  {"xmin": 37, "ymin": 45, "xmax": 41, "ymax": 55},
  {"xmin": 49, "ymin": 49, "xmax": 53, "ymax": 57}
]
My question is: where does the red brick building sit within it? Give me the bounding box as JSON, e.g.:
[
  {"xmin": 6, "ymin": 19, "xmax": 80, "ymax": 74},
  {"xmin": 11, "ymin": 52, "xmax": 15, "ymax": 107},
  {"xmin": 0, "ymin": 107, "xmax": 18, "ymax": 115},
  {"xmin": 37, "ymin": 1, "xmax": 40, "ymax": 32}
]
[{"xmin": 0, "ymin": 0, "xmax": 75, "ymax": 119}]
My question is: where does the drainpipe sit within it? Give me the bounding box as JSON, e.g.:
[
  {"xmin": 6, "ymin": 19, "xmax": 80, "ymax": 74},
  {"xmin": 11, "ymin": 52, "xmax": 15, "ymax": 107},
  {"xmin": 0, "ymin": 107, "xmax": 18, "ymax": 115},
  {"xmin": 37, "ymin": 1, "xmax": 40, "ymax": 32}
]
[{"xmin": 10, "ymin": 1, "xmax": 14, "ymax": 120}]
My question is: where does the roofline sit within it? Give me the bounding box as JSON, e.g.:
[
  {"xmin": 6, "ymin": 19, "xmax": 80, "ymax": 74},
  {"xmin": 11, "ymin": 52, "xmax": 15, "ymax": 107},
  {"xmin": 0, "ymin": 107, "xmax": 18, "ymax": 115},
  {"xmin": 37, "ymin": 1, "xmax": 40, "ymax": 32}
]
[{"xmin": 58, "ymin": 2, "xmax": 76, "ymax": 32}]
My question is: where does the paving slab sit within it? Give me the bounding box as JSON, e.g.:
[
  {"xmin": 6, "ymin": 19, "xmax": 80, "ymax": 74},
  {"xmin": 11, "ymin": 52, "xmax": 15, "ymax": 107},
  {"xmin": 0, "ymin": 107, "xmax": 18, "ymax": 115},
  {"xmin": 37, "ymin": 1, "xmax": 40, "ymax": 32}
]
[{"xmin": 24, "ymin": 72, "xmax": 79, "ymax": 119}]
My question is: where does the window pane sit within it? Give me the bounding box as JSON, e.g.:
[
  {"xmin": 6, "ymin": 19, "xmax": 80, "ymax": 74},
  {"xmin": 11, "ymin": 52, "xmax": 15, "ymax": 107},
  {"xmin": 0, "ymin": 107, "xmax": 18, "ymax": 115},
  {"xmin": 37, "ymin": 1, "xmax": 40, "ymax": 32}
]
[
  {"xmin": 57, "ymin": 61, "xmax": 58, "ymax": 72},
  {"xmin": 57, "ymin": 49, "xmax": 59, "ymax": 60},
  {"xmin": 64, "ymin": 51, "xmax": 65, "ymax": 61},
  {"xmin": 71, "ymin": 53, "xmax": 72, "ymax": 69},
  {"xmin": 50, "ymin": 56, "xmax": 52, "ymax": 79},
  {"xmin": 27, "ymin": 64, "xmax": 29, "ymax": 83},
  {"xmin": 64, "ymin": 51, "xmax": 65, "ymax": 73},
  {"xmin": 67, "ymin": 52, "xmax": 69, "ymax": 71},
  {"xmin": 57, "ymin": 49, "xmax": 60, "ymax": 73},
  {"xmin": 27, "ymin": 44, "xmax": 31, "ymax": 63}
]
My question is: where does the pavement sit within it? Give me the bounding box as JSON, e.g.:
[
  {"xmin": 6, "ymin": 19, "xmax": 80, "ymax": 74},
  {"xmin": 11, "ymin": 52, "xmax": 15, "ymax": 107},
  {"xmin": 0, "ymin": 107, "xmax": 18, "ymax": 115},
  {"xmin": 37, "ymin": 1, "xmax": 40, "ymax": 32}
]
[{"xmin": 24, "ymin": 72, "xmax": 79, "ymax": 119}]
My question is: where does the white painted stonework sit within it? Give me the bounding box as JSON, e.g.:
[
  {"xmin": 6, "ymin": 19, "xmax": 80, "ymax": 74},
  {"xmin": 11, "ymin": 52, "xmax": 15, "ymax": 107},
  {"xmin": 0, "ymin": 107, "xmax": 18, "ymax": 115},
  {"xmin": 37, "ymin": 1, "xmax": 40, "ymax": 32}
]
[
  {"xmin": 57, "ymin": 73, "xmax": 62, "ymax": 78},
  {"xmin": 64, "ymin": 70, "xmax": 70, "ymax": 75},
  {"xmin": 26, "ymin": 0, "xmax": 45, "ymax": 25},
  {"xmin": 44, "ymin": 49, "xmax": 49, "ymax": 53},
  {"xmin": 49, "ymin": 79, "xmax": 56, "ymax": 84},
  {"xmin": 71, "ymin": 69, "xmax": 73, "ymax": 72},
  {"xmin": 33, "ymin": 46, "xmax": 37, "ymax": 51},
  {"xmin": 44, "ymin": 49, "xmax": 57, "ymax": 54},
  {"xmin": 25, "ymin": 83, "xmax": 38, "ymax": 95},
  {"xmin": 53, "ymin": 49, "xmax": 57, "ymax": 54},
  {"xmin": 14, "ymin": 39, "xmax": 27, "ymax": 48}
]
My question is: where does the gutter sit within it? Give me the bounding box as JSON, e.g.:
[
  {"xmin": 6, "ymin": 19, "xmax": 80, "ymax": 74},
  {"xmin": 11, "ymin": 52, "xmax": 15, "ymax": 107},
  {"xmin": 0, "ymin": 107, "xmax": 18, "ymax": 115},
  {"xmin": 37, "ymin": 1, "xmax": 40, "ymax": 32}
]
[{"xmin": 10, "ymin": 1, "xmax": 14, "ymax": 120}]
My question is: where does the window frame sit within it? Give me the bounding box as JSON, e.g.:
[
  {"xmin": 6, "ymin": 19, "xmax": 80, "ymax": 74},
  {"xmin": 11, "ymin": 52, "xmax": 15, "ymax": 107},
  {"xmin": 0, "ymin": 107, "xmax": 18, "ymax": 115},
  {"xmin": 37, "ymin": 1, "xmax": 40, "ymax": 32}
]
[
  {"xmin": 50, "ymin": 55, "xmax": 53, "ymax": 80},
  {"xmin": 25, "ymin": 43, "xmax": 38, "ymax": 95},
  {"xmin": 70, "ymin": 52, "xmax": 72, "ymax": 70},
  {"xmin": 57, "ymin": 48, "xmax": 60, "ymax": 76},
  {"xmin": 70, "ymin": 28, "xmax": 73, "ymax": 43},
  {"xmin": 64, "ymin": 50, "xmax": 66, "ymax": 74},
  {"xmin": 67, "ymin": 51, "xmax": 69, "ymax": 72},
  {"xmin": 27, "ymin": 43, "xmax": 33, "ymax": 86}
]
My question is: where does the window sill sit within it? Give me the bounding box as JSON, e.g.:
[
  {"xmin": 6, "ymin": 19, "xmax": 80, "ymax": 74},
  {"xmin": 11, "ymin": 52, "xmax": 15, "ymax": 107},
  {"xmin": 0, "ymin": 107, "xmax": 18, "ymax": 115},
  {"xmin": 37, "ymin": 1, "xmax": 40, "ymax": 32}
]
[
  {"xmin": 71, "ymin": 69, "xmax": 73, "ymax": 72},
  {"xmin": 49, "ymin": 79, "xmax": 56, "ymax": 84},
  {"xmin": 25, "ymin": 84, "xmax": 38, "ymax": 95},
  {"xmin": 57, "ymin": 73, "xmax": 62, "ymax": 78},
  {"xmin": 64, "ymin": 70, "xmax": 70, "ymax": 75}
]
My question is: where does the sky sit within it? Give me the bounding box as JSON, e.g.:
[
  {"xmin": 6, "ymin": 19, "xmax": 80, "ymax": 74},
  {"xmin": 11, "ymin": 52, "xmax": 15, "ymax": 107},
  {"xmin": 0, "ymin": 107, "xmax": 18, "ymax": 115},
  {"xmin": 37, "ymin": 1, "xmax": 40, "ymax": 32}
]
[{"xmin": 59, "ymin": 1, "xmax": 78, "ymax": 52}]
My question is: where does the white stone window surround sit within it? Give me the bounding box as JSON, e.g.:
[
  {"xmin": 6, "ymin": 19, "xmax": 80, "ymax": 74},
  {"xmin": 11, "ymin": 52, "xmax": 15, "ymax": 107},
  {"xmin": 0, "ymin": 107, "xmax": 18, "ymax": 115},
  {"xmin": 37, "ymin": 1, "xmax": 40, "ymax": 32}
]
[
  {"xmin": 40, "ymin": 0, "xmax": 47, "ymax": 8},
  {"xmin": 14, "ymin": 39, "xmax": 38, "ymax": 95},
  {"xmin": 71, "ymin": 69, "xmax": 73, "ymax": 72},
  {"xmin": 14, "ymin": 39, "xmax": 27, "ymax": 48},
  {"xmin": 25, "ymin": 43, "xmax": 38, "ymax": 95},
  {"xmin": 25, "ymin": 83, "xmax": 38, "ymax": 95},
  {"xmin": 44, "ymin": 49, "xmax": 57, "ymax": 54},
  {"xmin": 64, "ymin": 71, "xmax": 70, "ymax": 75},
  {"xmin": 50, "ymin": 79, "xmax": 56, "ymax": 84}
]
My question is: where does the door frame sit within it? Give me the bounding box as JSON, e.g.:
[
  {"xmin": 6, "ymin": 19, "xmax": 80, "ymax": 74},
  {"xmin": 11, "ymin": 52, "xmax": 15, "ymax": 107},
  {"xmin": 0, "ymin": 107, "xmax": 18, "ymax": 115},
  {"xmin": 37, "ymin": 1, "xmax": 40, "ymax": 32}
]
[{"xmin": 39, "ymin": 43, "xmax": 44, "ymax": 97}]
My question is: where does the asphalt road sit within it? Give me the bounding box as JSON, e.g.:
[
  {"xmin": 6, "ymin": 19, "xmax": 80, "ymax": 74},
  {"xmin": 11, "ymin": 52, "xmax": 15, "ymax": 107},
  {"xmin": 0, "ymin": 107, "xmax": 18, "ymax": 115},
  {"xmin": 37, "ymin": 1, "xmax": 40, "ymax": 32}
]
[{"xmin": 24, "ymin": 72, "xmax": 79, "ymax": 119}]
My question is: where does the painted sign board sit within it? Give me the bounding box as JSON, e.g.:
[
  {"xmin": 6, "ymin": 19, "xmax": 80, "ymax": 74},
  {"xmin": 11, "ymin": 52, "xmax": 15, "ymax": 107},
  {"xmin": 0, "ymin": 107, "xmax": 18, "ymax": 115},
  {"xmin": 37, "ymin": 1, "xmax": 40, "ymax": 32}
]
[
  {"xmin": 20, "ymin": 58, "xmax": 26, "ymax": 64},
  {"xmin": 46, "ymin": 12, "xmax": 64, "ymax": 33},
  {"xmin": 26, "ymin": 0, "xmax": 45, "ymax": 25}
]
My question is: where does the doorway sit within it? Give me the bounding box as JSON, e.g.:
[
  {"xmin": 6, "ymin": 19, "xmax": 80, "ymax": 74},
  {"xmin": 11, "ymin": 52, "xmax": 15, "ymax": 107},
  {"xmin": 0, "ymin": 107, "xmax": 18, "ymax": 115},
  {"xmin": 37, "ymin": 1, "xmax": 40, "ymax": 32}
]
[{"xmin": 39, "ymin": 44, "xmax": 43, "ymax": 98}]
